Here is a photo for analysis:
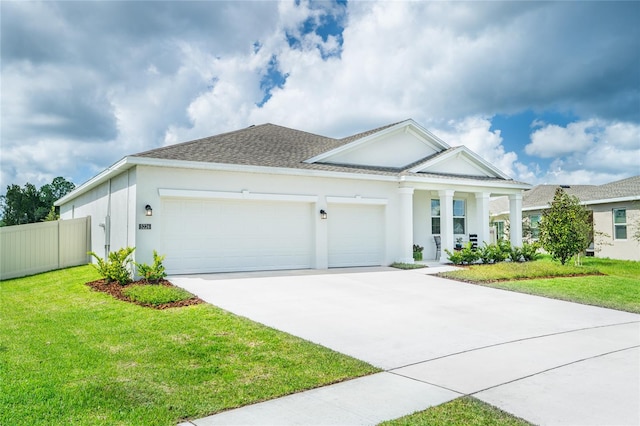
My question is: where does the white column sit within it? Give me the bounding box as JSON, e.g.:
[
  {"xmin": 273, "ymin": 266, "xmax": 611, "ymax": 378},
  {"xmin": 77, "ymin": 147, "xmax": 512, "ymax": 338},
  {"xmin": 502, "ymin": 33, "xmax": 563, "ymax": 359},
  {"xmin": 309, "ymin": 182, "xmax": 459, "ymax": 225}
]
[
  {"xmin": 439, "ymin": 189, "xmax": 454, "ymax": 263},
  {"xmin": 398, "ymin": 187, "xmax": 415, "ymax": 263},
  {"xmin": 509, "ymin": 193, "xmax": 523, "ymax": 247},
  {"xmin": 475, "ymin": 192, "xmax": 491, "ymax": 246}
]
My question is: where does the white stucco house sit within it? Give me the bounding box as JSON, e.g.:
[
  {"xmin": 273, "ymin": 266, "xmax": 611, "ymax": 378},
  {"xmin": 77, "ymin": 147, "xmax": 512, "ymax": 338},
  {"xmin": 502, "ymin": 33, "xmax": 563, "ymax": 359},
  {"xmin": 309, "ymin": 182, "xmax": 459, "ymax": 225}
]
[
  {"xmin": 490, "ymin": 176, "xmax": 640, "ymax": 261},
  {"xmin": 56, "ymin": 119, "xmax": 530, "ymax": 274}
]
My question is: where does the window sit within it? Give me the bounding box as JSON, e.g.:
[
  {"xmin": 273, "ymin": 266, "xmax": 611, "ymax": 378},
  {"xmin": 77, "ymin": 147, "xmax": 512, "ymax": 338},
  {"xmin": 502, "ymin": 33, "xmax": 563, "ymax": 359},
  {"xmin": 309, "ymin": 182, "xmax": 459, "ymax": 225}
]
[
  {"xmin": 495, "ymin": 221, "xmax": 505, "ymax": 241},
  {"xmin": 453, "ymin": 199, "xmax": 465, "ymax": 234},
  {"xmin": 613, "ymin": 208, "xmax": 627, "ymax": 239},
  {"xmin": 529, "ymin": 215, "xmax": 541, "ymax": 239},
  {"xmin": 431, "ymin": 199, "xmax": 440, "ymax": 234},
  {"xmin": 431, "ymin": 199, "xmax": 466, "ymax": 234}
]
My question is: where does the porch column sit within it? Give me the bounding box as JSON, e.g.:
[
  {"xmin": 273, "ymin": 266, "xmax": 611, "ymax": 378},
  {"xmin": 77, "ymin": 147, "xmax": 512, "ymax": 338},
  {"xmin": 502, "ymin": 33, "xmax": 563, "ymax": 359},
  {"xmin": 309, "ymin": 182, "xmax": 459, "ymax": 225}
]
[
  {"xmin": 509, "ymin": 193, "xmax": 523, "ymax": 247},
  {"xmin": 439, "ymin": 189, "xmax": 454, "ymax": 263},
  {"xmin": 475, "ymin": 192, "xmax": 491, "ymax": 246},
  {"xmin": 398, "ymin": 187, "xmax": 415, "ymax": 263}
]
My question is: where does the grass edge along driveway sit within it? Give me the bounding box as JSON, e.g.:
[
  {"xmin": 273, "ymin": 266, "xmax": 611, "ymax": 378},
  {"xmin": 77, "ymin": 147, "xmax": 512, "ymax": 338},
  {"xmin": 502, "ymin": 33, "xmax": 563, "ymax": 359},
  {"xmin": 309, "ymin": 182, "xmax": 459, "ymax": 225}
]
[
  {"xmin": 0, "ymin": 265, "xmax": 378, "ymax": 426},
  {"xmin": 439, "ymin": 257, "xmax": 640, "ymax": 314}
]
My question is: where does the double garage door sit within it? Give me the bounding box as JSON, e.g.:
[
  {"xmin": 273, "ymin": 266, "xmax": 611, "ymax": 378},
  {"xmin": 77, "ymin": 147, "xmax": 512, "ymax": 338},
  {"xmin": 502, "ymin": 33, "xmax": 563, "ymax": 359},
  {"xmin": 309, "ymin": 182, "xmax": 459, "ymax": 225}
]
[{"xmin": 161, "ymin": 197, "xmax": 385, "ymax": 274}]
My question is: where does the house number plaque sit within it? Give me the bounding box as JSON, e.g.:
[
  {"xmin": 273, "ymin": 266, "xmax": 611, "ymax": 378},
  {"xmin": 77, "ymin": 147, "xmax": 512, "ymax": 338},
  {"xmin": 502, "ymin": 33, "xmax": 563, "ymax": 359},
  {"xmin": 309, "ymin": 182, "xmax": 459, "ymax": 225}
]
[{"xmin": 139, "ymin": 224, "xmax": 152, "ymax": 230}]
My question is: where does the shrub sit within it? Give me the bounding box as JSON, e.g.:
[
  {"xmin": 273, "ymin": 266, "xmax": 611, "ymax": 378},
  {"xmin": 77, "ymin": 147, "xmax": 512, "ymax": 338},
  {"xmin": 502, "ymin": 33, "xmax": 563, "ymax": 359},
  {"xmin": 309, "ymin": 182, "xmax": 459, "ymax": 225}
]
[
  {"xmin": 459, "ymin": 242, "xmax": 479, "ymax": 264},
  {"xmin": 494, "ymin": 240, "xmax": 510, "ymax": 263},
  {"xmin": 445, "ymin": 249, "xmax": 464, "ymax": 265},
  {"xmin": 521, "ymin": 242, "xmax": 541, "ymax": 262},
  {"xmin": 507, "ymin": 245, "xmax": 524, "ymax": 262},
  {"xmin": 478, "ymin": 243, "xmax": 499, "ymax": 264},
  {"xmin": 88, "ymin": 247, "xmax": 135, "ymax": 285},
  {"xmin": 122, "ymin": 284, "xmax": 194, "ymax": 306},
  {"xmin": 135, "ymin": 250, "xmax": 167, "ymax": 283}
]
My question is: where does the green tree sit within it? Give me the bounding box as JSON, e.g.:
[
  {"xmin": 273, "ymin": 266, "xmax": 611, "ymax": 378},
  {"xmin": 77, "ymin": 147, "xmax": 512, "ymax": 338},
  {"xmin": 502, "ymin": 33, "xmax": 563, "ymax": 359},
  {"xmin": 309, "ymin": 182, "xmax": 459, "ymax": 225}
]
[
  {"xmin": 0, "ymin": 177, "xmax": 75, "ymax": 226},
  {"xmin": 539, "ymin": 187, "xmax": 591, "ymax": 265}
]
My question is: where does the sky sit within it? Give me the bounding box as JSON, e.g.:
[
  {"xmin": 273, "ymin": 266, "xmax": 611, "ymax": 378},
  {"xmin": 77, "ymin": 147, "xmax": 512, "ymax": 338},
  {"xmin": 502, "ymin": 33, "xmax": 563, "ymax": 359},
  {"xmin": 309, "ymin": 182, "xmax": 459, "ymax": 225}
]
[{"xmin": 1, "ymin": 0, "xmax": 639, "ymax": 191}]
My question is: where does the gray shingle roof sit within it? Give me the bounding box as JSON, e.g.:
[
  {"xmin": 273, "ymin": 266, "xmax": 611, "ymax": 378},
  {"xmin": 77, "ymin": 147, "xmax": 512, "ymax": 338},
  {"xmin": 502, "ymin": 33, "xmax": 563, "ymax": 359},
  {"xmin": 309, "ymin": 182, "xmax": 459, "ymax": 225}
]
[
  {"xmin": 133, "ymin": 121, "xmax": 519, "ymax": 183},
  {"xmin": 490, "ymin": 175, "xmax": 640, "ymax": 214}
]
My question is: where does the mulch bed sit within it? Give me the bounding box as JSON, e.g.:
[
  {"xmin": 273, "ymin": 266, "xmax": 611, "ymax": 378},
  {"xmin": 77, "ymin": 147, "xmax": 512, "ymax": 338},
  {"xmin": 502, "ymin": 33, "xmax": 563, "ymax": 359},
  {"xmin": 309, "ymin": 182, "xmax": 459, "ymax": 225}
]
[{"xmin": 86, "ymin": 279, "xmax": 204, "ymax": 310}]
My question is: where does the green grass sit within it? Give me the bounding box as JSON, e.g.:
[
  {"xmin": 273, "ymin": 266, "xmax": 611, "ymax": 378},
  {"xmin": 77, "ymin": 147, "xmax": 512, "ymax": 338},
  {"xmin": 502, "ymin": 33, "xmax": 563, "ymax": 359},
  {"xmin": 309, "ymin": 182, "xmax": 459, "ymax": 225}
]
[
  {"xmin": 122, "ymin": 284, "xmax": 195, "ymax": 305},
  {"xmin": 0, "ymin": 266, "xmax": 378, "ymax": 426},
  {"xmin": 390, "ymin": 262, "xmax": 427, "ymax": 270},
  {"xmin": 441, "ymin": 256, "xmax": 640, "ymax": 313},
  {"xmin": 380, "ymin": 397, "xmax": 532, "ymax": 426}
]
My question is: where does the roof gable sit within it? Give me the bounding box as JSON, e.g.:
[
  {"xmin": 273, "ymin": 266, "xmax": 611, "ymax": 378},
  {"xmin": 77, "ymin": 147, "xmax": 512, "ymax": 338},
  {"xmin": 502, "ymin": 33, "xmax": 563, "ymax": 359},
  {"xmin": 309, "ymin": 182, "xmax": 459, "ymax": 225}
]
[
  {"xmin": 304, "ymin": 119, "xmax": 450, "ymax": 169},
  {"xmin": 407, "ymin": 146, "xmax": 511, "ymax": 179}
]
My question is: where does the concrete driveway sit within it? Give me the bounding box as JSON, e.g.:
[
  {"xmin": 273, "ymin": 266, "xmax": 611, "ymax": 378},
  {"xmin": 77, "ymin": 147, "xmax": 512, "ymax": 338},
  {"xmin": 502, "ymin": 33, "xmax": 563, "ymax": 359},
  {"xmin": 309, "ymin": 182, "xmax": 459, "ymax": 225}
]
[{"xmin": 171, "ymin": 267, "xmax": 640, "ymax": 425}]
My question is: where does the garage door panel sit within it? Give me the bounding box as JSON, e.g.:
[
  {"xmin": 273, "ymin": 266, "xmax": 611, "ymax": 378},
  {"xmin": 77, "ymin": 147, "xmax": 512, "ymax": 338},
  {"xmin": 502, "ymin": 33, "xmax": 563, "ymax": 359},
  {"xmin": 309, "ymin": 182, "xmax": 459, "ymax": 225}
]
[
  {"xmin": 161, "ymin": 199, "xmax": 313, "ymax": 274},
  {"xmin": 328, "ymin": 204, "xmax": 385, "ymax": 268}
]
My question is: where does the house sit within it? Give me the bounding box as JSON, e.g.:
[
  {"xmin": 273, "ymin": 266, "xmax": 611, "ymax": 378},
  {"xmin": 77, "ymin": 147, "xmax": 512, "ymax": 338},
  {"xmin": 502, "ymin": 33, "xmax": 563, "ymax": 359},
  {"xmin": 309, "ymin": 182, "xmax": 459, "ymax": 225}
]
[
  {"xmin": 56, "ymin": 119, "xmax": 530, "ymax": 274},
  {"xmin": 490, "ymin": 176, "xmax": 640, "ymax": 261}
]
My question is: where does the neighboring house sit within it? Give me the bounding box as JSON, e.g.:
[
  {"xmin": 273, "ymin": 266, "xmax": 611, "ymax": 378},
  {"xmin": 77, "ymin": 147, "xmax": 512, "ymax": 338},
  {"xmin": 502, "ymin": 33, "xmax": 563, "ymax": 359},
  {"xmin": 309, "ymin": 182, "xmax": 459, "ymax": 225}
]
[
  {"xmin": 56, "ymin": 119, "xmax": 529, "ymax": 274},
  {"xmin": 490, "ymin": 176, "xmax": 640, "ymax": 261}
]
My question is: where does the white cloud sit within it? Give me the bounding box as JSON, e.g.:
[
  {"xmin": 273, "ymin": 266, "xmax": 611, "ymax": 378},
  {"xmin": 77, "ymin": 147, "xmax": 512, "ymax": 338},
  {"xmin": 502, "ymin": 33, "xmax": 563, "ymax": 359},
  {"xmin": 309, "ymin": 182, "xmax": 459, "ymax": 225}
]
[
  {"xmin": 525, "ymin": 120, "xmax": 599, "ymax": 158},
  {"xmin": 1, "ymin": 1, "xmax": 638, "ymax": 192},
  {"xmin": 430, "ymin": 116, "xmax": 526, "ymax": 181},
  {"xmin": 525, "ymin": 119, "xmax": 640, "ymax": 184}
]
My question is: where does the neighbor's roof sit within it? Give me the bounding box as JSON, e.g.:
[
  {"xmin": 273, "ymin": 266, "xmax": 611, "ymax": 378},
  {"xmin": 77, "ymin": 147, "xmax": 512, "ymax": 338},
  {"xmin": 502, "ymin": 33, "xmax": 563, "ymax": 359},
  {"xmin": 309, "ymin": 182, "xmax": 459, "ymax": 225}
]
[{"xmin": 490, "ymin": 175, "xmax": 640, "ymax": 214}]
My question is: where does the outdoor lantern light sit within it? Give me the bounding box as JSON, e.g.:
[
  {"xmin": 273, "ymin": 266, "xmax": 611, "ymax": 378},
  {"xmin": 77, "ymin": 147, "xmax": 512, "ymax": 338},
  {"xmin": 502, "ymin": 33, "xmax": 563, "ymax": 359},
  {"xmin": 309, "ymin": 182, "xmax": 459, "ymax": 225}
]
[
  {"xmin": 145, "ymin": 205, "xmax": 153, "ymax": 216},
  {"xmin": 320, "ymin": 209, "xmax": 327, "ymax": 219}
]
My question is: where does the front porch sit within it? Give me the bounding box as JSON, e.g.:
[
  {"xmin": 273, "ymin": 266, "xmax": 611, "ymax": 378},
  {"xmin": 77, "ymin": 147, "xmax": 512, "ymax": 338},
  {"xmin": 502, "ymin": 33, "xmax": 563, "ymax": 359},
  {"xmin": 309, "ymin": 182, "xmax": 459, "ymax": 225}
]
[{"xmin": 398, "ymin": 187, "xmax": 524, "ymax": 264}]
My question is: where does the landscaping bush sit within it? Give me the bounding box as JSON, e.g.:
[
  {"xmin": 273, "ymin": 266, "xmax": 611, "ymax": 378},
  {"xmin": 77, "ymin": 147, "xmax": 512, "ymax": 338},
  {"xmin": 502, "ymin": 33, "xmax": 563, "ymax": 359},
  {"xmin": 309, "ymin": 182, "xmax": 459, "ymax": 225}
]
[
  {"xmin": 478, "ymin": 243, "xmax": 499, "ymax": 264},
  {"xmin": 446, "ymin": 243, "xmax": 479, "ymax": 265},
  {"xmin": 88, "ymin": 247, "xmax": 135, "ymax": 285},
  {"xmin": 521, "ymin": 242, "xmax": 541, "ymax": 262},
  {"xmin": 135, "ymin": 250, "xmax": 167, "ymax": 283},
  {"xmin": 446, "ymin": 240, "xmax": 539, "ymax": 265},
  {"xmin": 507, "ymin": 245, "xmax": 524, "ymax": 263},
  {"xmin": 445, "ymin": 249, "xmax": 464, "ymax": 265},
  {"xmin": 122, "ymin": 284, "xmax": 195, "ymax": 306},
  {"xmin": 459, "ymin": 242, "xmax": 480, "ymax": 264}
]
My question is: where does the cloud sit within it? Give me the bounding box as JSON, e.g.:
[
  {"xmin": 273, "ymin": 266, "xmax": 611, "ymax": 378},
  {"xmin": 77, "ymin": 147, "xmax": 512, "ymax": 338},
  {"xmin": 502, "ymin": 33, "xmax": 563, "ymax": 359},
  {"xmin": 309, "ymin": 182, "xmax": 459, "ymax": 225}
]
[
  {"xmin": 525, "ymin": 119, "xmax": 640, "ymax": 184},
  {"xmin": 1, "ymin": 1, "xmax": 638, "ymax": 191},
  {"xmin": 430, "ymin": 116, "xmax": 527, "ymax": 181}
]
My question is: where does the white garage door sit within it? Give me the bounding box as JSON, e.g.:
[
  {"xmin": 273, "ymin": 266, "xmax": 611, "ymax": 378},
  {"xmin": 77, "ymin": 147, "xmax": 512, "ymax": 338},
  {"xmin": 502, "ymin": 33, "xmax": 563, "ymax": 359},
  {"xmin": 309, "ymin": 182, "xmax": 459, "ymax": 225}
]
[
  {"xmin": 328, "ymin": 204, "xmax": 385, "ymax": 267},
  {"xmin": 161, "ymin": 198, "xmax": 314, "ymax": 274}
]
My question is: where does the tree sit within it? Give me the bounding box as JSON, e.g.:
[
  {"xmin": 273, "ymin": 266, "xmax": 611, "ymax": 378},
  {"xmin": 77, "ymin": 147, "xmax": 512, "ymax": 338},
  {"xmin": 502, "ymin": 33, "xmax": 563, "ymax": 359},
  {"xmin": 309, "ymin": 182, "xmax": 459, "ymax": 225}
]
[
  {"xmin": 539, "ymin": 188, "xmax": 591, "ymax": 265},
  {"xmin": 0, "ymin": 177, "xmax": 75, "ymax": 226}
]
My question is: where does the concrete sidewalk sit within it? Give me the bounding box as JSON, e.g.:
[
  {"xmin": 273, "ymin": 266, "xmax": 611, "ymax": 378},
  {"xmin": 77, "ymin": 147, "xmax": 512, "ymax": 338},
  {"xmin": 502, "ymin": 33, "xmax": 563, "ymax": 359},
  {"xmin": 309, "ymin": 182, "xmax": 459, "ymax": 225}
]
[{"xmin": 173, "ymin": 268, "xmax": 640, "ymax": 425}]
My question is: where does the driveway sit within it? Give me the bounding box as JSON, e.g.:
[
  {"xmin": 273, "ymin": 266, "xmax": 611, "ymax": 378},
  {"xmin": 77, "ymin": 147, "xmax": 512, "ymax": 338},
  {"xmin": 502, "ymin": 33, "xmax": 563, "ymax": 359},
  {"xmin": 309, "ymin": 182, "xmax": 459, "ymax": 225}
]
[{"xmin": 171, "ymin": 267, "xmax": 640, "ymax": 425}]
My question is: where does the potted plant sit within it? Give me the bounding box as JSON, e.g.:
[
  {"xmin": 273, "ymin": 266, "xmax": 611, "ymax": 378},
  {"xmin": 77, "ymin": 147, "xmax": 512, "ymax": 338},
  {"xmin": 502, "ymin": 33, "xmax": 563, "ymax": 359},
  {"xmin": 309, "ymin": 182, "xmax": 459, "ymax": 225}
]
[
  {"xmin": 455, "ymin": 237, "xmax": 463, "ymax": 250},
  {"xmin": 413, "ymin": 244, "xmax": 424, "ymax": 261}
]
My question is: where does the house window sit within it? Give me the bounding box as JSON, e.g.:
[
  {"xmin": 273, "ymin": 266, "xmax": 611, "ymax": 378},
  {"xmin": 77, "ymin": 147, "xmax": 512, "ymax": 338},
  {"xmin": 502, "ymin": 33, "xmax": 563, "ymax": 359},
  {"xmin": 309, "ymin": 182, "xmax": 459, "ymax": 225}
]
[
  {"xmin": 431, "ymin": 199, "xmax": 440, "ymax": 234},
  {"xmin": 495, "ymin": 221, "xmax": 505, "ymax": 241},
  {"xmin": 453, "ymin": 199, "xmax": 466, "ymax": 234},
  {"xmin": 613, "ymin": 208, "xmax": 627, "ymax": 239},
  {"xmin": 529, "ymin": 215, "xmax": 541, "ymax": 239},
  {"xmin": 431, "ymin": 199, "xmax": 466, "ymax": 234}
]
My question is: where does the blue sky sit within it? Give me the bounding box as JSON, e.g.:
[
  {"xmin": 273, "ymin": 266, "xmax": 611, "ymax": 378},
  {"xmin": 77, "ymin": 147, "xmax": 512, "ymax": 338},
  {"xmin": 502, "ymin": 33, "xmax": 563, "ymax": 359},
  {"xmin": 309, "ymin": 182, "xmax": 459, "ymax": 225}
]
[{"xmin": 1, "ymin": 1, "xmax": 638, "ymax": 190}]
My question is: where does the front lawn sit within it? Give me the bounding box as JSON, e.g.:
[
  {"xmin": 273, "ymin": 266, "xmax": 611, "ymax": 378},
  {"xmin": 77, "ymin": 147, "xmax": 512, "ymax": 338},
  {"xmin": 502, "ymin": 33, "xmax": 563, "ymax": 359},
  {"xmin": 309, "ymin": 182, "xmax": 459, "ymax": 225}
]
[
  {"xmin": 380, "ymin": 396, "xmax": 532, "ymax": 426},
  {"xmin": 0, "ymin": 266, "xmax": 377, "ymax": 425},
  {"xmin": 440, "ymin": 257, "xmax": 640, "ymax": 313}
]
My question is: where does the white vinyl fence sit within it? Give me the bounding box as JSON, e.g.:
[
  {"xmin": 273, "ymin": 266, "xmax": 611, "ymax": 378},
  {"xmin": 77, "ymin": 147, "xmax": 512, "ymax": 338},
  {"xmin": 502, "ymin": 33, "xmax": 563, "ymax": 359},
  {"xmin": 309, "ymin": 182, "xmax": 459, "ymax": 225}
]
[{"xmin": 0, "ymin": 217, "xmax": 91, "ymax": 280}]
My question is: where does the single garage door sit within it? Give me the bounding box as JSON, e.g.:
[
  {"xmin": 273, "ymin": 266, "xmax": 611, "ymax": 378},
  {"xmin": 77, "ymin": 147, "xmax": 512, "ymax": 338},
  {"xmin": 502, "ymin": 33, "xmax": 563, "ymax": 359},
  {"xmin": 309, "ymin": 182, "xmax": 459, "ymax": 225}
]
[
  {"xmin": 328, "ymin": 204, "xmax": 385, "ymax": 267},
  {"xmin": 161, "ymin": 198, "xmax": 314, "ymax": 274}
]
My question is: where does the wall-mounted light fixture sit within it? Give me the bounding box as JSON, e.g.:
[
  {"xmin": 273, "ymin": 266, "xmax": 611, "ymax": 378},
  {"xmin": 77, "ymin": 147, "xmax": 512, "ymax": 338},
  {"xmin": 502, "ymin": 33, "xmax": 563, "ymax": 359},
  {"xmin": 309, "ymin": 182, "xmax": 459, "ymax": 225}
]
[
  {"xmin": 320, "ymin": 209, "xmax": 327, "ymax": 220},
  {"xmin": 145, "ymin": 205, "xmax": 153, "ymax": 216}
]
